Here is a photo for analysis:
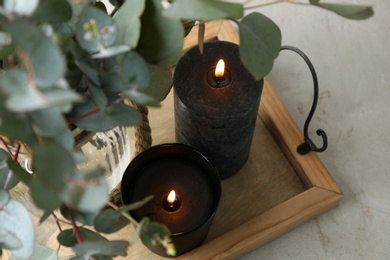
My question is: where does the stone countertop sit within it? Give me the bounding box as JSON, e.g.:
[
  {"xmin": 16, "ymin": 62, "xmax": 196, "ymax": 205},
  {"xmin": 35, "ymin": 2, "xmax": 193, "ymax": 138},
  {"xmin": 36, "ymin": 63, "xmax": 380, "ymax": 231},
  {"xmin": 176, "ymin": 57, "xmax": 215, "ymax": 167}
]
[{"xmin": 240, "ymin": 0, "xmax": 390, "ymax": 259}]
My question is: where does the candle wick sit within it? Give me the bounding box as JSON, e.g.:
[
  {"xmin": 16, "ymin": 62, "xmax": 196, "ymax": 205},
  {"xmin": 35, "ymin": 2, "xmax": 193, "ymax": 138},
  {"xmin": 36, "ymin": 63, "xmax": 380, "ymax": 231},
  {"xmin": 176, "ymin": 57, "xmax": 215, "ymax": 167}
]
[{"xmin": 214, "ymin": 76, "xmax": 225, "ymax": 85}]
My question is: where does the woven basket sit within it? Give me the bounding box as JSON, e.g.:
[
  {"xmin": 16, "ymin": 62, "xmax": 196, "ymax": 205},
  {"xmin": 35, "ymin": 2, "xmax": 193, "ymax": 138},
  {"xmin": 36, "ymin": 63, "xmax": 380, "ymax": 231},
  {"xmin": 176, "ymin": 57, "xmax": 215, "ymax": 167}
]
[{"xmin": 107, "ymin": 101, "xmax": 152, "ymax": 207}]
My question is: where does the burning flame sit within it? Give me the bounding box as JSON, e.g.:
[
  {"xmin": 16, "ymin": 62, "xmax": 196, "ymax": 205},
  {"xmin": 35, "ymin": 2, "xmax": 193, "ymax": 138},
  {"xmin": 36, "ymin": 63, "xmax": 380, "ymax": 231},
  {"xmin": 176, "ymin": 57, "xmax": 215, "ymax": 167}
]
[
  {"xmin": 167, "ymin": 190, "xmax": 176, "ymax": 204},
  {"xmin": 215, "ymin": 59, "xmax": 225, "ymax": 77}
]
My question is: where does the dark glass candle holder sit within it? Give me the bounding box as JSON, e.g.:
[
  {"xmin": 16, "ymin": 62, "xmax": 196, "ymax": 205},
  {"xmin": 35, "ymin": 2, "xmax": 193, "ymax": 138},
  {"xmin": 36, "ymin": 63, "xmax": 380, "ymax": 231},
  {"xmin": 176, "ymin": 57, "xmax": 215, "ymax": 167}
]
[{"xmin": 120, "ymin": 143, "xmax": 221, "ymax": 257}]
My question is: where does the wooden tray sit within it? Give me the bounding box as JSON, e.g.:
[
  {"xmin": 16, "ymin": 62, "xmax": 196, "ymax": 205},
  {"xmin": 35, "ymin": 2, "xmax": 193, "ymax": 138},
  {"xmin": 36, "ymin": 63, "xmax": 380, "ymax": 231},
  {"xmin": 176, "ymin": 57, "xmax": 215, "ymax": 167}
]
[{"xmin": 123, "ymin": 20, "xmax": 343, "ymax": 259}]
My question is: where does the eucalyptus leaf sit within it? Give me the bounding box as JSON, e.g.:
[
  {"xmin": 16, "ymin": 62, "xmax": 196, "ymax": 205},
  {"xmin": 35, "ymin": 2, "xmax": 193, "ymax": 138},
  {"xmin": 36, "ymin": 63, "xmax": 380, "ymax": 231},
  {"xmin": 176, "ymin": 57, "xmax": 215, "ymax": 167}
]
[
  {"xmin": 4, "ymin": 0, "xmax": 39, "ymax": 16},
  {"xmin": 28, "ymin": 243, "xmax": 58, "ymax": 260},
  {"xmin": 238, "ymin": 12, "xmax": 281, "ymax": 80},
  {"xmin": 137, "ymin": 0, "xmax": 184, "ymax": 67},
  {"xmin": 94, "ymin": 209, "xmax": 130, "ymax": 234},
  {"xmin": 6, "ymin": 159, "xmax": 31, "ymax": 185},
  {"xmin": 91, "ymin": 45, "xmax": 130, "ymax": 59},
  {"xmin": 30, "ymin": 178, "xmax": 62, "ymax": 212},
  {"xmin": 121, "ymin": 51, "xmax": 150, "ymax": 90},
  {"xmin": 69, "ymin": 41, "xmax": 100, "ymax": 86},
  {"xmin": 140, "ymin": 221, "xmax": 170, "ymax": 246},
  {"xmin": 32, "ymin": 142, "xmax": 75, "ymax": 191},
  {"xmin": 76, "ymin": 6, "xmax": 117, "ymax": 52},
  {"xmin": 32, "ymin": 0, "xmax": 72, "ymax": 24},
  {"xmin": 0, "ymin": 191, "xmax": 34, "ymax": 259},
  {"xmin": 113, "ymin": 0, "xmax": 145, "ymax": 48},
  {"xmin": 29, "ymin": 107, "xmax": 68, "ymax": 137},
  {"xmin": 143, "ymin": 66, "xmax": 173, "ymax": 102},
  {"xmin": 43, "ymin": 127, "xmax": 75, "ymax": 151},
  {"xmin": 0, "ymin": 69, "xmax": 28, "ymax": 96},
  {"xmin": 72, "ymin": 240, "xmax": 129, "ymax": 257},
  {"xmin": 88, "ymin": 84, "xmax": 107, "ymax": 112},
  {"xmin": 70, "ymin": 99, "xmax": 141, "ymax": 132},
  {"xmin": 122, "ymin": 89, "xmax": 159, "ymax": 107},
  {"xmin": 60, "ymin": 168, "xmax": 108, "ymax": 213},
  {"xmin": 314, "ymin": 3, "xmax": 374, "ymax": 20},
  {"xmin": 58, "ymin": 227, "xmax": 107, "ymax": 247},
  {"xmin": 164, "ymin": 0, "xmax": 243, "ymax": 21},
  {"xmin": 4, "ymin": 21, "xmax": 66, "ymax": 88},
  {"xmin": 121, "ymin": 195, "xmax": 154, "ymax": 212},
  {"xmin": 0, "ymin": 114, "xmax": 35, "ymax": 142},
  {"xmin": 0, "ymin": 31, "xmax": 11, "ymax": 47},
  {"xmin": 131, "ymin": 217, "xmax": 148, "ymax": 244},
  {"xmin": 0, "ymin": 150, "xmax": 19, "ymax": 191}
]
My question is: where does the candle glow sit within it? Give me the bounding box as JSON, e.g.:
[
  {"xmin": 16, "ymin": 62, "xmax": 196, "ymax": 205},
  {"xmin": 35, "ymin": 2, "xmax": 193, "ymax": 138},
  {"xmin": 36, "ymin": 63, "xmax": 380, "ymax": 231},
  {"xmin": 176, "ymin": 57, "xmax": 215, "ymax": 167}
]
[
  {"xmin": 215, "ymin": 59, "xmax": 225, "ymax": 77},
  {"xmin": 167, "ymin": 190, "xmax": 176, "ymax": 204}
]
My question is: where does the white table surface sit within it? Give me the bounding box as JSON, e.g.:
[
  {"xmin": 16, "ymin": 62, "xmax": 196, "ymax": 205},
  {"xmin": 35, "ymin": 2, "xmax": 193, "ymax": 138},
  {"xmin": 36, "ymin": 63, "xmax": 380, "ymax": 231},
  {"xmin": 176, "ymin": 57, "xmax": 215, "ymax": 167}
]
[{"xmin": 240, "ymin": 0, "xmax": 390, "ymax": 259}]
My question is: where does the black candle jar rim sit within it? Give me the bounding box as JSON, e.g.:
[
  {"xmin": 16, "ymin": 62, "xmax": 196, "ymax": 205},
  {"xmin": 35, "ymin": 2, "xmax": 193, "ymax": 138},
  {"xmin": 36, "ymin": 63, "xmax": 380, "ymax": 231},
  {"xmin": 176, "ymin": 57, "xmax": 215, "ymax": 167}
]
[{"xmin": 120, "ymin": 143, "xmax": 222, "ymax": 236}]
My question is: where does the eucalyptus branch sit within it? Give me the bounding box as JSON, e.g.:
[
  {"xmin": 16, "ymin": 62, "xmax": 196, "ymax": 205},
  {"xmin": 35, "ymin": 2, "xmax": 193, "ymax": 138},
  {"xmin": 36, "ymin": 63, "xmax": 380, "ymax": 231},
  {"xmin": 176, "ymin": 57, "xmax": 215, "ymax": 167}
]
[
  {"xmin": 51, "ymin": 212, "xmax": 64, "ymax": 232},
  {"xmin": 67, "ymin": 207, "xmax": 83, "ymax": 244}
]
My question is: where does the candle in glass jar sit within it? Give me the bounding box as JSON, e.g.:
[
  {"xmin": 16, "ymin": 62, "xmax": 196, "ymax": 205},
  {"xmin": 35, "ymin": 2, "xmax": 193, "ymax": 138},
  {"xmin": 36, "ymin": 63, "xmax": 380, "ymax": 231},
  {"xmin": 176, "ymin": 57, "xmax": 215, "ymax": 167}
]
[{"xmin": 121, "ymin": 143, "xmax": 221, "ymax": 257}]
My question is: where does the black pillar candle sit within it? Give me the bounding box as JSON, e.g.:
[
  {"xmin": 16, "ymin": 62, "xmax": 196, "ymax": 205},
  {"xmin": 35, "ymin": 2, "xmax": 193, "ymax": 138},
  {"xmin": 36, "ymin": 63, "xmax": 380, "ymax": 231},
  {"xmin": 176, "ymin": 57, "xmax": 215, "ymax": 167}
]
[
  {"xmin": 174, "ymin": 41, "xmax": 264, "ymax": 179},
  {"xmin": 121, "ymin": 143, "xmax": 221, "ymax": 257}
]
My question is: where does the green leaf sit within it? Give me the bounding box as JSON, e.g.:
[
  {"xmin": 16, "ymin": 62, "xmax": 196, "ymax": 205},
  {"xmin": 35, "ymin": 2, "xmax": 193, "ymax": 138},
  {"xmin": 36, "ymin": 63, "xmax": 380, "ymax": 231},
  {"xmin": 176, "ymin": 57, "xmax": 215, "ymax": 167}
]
[
  {"xmin": 88, "ymin": 84, "xmax": 107, "ymax": 112},
  {"xmin": 60, "ymin": 168, "xmax": 108, "ymax": 213},
  {"xmin": 76, "ymin": 6, "xmax": 117, "ymax": 52},
  {"xmin": 29, "ymin": 243, "xmax": 58, "ymax": 260},
  {"xmin": 143, "ymin": 66, "xmax": 173, "ymax": 102},
  {"xmin": 315, "ymin": 3, "xmax": 374, "ymax": 20},
  {"xmin": 121, "ymin": 51, "xmax": 150, "ymax": 90},
  {"xmin": 32, "ymin": 0, "xmax": 72, "ymax": 23},
  {"xmin": 140, "ymin": 221, "xmax": 170, "ymax": 246},
  {"xmin": 309, "ymin": 0, "xmax": 320, "ymax": 4},
  {"xmin": 121, "ymin": 194, "xmax": 154, "ymax": 212},
  {"xmin": 72, "ymin": 240, "xmax": 129, "ymax": 257},
  {"xmin": 164, "ymin": 0, "xmax": 243, "ymax": 21},
  {"xmin": 29, "ymin": 107, "xmax": 68, "ymax": 137},
  {"xmin": 0, "ymin": 69, "xmax": 28, "ymax": 96},
  {"xmin": 58, "ymin": 228, "xmax": 107, "ymax": 247},
  {"xmin": 131, "ymin": 217, "xmax": 148, "ymax": 244},
  {"xmin": 114, "ymin": 0, "xmax": 145, "ymax": 48},
  {"xmin": 0, "ymin": 191, "xmax": 35, "ymax": 259},
  {"xmin": 121, "ymin": 89, "xmax": 159, "ymax": 107},
  {"xmin": 6, "ymin": 159, "xmax": 31, "ymax": 185},
  {"xmin": 136, "ymin": 0, "xmax": 184, "ymax": 66},
  {"xmin": 32, "ymin": 142, "xmax": 75, "ymax": 191},
  {"xmin": 0, "ymin": 151, "xmax": 19, "ymax": 191},
  {"xmin": 238, "ymin": 12, "xmax": 281, "ymax": 80},
  {"xmin": 70, "ymin": 99, "xmax": 141, "ymax": 132},
  {"xmin": 0, "ymin": 114, "xmax": 35, "ymax": 142},
  {"xmin": 43, "ymin": 127, "xmax": 75, "ymax": 151},
  {"xmin": 94, "ymin": 209, "xmax": 130, "ymax": 234},
  {"xmin": 3, "ymin": 21, "xmax": 66, "ymax": 88},
  {"xmin": 91, "ymin": 45, "xmax": 130, "ymax": 59},
  {"xmin": 30, "ymin": 178, "xmax": 62, "ymax": 212},
  {"xmin": 4, "ymin": 0, "xmax": 39, "ymax": 16}
]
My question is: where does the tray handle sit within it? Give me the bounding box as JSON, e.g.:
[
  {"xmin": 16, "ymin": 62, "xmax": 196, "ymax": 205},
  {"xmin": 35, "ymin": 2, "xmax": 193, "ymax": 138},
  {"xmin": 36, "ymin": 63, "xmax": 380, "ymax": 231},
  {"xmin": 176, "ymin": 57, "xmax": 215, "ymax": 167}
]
[{"xmin": 279, "ymin": 46, "xmax": 328, "ymax": 155}]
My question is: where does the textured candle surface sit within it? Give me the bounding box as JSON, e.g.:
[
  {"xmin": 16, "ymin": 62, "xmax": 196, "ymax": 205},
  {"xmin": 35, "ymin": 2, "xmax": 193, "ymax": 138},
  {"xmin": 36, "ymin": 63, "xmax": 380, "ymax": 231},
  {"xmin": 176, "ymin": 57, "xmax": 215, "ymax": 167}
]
[{"xmin": 174, "ymin": 41, "xmax": 263, "ymax": 179}]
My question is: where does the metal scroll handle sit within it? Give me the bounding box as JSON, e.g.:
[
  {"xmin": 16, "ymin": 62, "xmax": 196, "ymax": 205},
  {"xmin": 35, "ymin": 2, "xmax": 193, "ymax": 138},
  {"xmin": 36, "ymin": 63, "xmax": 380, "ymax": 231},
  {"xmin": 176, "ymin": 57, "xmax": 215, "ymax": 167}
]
[{"xmin": 279, "ymin": 45, "xmax": 328, "ymax": 155}]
